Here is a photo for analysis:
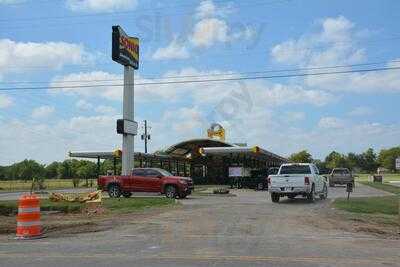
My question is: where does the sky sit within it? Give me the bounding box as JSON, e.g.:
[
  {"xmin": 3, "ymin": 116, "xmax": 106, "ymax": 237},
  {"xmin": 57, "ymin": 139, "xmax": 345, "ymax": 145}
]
[{"xmin": 0, "ymin": 0, "xmax": 399, "ymax": 165}]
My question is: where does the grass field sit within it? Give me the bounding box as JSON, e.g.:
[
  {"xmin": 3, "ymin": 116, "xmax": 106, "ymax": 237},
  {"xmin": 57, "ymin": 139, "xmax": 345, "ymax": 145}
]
[
  {"xmin": 359, "ymin": 181, "xmax": 400, "ymax": 195},
  {"xmin": 333, "ymin": 196, "xmax": 399, "ymax": 215},
  {"xmin": 0, "ymin": 179, "xmax": 97, "ymax": 191},
  {"xmin": 356, "ymin": 173, "xmax": 400, "ymax": 182},
  {"xmin": 0, "ymin": 197, "xmax": 175, "ymax": 216}
]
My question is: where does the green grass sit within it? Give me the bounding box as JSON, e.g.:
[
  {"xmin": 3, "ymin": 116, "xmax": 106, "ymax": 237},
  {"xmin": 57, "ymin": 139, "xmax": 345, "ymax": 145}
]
[
  {"xmin": 356, "ymin": 173, "xmax": 400, "ymax": 182},
  {"xmin": 102, "ymin": 197, "xmax": 176, "ymax": 213},
  {"xmin": 0, "ymin": 179, "xmax": 97, "ymax": 191},
  {"xmin": 0, "ymin": 197, "xmax": 175, "ymax": 216},
  {"xmin": 359, "ymin": 181, "xmax": 400, "ymax": 195},
  {"xmin": 0, "ymin": 199, "xmax": 82, "ymax": 216},
  {"xmin": 333, "ymin": 196, "xmax": 399, "ymax": 215}
]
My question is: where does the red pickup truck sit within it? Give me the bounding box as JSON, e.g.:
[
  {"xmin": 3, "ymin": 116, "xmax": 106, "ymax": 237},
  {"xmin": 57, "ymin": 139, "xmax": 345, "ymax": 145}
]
[{"xmin": 97, "ymin": 168, "xmax": 194, "ymax": 199}]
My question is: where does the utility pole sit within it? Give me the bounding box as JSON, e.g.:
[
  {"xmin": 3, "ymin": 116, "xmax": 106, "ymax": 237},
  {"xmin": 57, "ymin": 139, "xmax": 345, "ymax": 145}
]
[{"xmin": 141, "ymin": 120, "xmax": 151, "ymax": 153}]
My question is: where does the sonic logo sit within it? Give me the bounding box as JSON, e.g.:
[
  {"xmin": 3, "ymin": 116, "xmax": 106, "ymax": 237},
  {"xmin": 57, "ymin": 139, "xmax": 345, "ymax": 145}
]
[
  {"xmin": 112, "ymin": 25, "xmax": 139, "ymax": 69},
  {"xmin": 119, "ymin": 35, "xmax": 139, "ymax": 61}
]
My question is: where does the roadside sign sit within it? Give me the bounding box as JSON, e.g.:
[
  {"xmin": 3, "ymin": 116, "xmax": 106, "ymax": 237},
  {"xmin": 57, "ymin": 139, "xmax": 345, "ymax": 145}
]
[
  {"xmin": 396, "ymin": 157, "xmax": 400, "ymax": 170},
  {"xmin": 117, "ymin": 119, "xmax": 138, "ymax": 135},
  {"xmin": 229, "ymin": 167, "xmax": 243, "ymax": 177},
  {"xmin": 112, "ymin": 25, "xmax": 138, "ymax": 175},
  {"xmin": 112, "ymin": 25, "xmax": 139, "ymax": 69}
]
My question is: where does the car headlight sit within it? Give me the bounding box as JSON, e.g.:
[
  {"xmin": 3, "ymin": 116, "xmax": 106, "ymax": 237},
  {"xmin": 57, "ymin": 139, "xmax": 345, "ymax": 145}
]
[{"xmin": 179, "ymin": 179, "xmax": 188, "ymax": 184}]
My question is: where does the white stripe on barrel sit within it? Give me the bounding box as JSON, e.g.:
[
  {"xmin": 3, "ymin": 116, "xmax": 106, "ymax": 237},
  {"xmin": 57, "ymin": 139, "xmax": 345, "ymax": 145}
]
[
  {"xmin": 17, "ymin": 221, "xmax": 41, "ymax": 227},
  {"xmin": 18, "ymin": 207, "xmax": 40, "ymax": 213}
]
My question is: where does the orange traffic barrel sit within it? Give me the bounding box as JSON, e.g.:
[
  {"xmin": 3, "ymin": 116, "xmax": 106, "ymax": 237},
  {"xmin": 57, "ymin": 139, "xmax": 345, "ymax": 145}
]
[{"xmin": 16, "ymin": 194, "xmax": 42, "ymax": 239}]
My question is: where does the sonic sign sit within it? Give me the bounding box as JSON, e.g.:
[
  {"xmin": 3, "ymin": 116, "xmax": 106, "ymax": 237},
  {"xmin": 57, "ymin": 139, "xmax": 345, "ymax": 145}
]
[{"xmin": 112, "ymin": 25, "xmax": 139, "ymax": 69}]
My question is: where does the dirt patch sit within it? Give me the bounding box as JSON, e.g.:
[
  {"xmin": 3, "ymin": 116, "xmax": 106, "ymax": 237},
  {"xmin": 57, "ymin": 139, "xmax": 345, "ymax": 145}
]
[
  {"xmin": 304, "ymin": 203, "xmax": 400, "ymax": 239},
  {"xmin": 0, "ymin": 204, "xmax": 180, "ymax": 238}
]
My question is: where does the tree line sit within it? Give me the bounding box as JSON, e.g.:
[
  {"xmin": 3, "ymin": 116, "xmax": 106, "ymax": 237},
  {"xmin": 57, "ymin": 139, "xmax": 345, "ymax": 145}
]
[
  {"xmin": 0, "ymin": 159, "xmax": 120, "ymax": 181},
  {"xmin": 0, "ymin": 146, "xmax": 398, "ymax": 180},
  {"xmin": 288, "ymin": 146, "xmax": 400, "ymax": 174}
]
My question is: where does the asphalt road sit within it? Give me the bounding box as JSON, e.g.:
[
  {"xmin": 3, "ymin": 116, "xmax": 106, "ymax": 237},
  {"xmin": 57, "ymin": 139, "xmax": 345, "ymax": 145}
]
[{"xmin": 0, "ymin": 183, "xmax": 398, "ymax": 267}]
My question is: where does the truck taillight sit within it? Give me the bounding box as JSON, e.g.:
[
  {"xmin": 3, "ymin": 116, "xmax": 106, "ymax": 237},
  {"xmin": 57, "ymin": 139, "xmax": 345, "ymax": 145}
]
[{"xmin": 304, "ymin": 176, "xmax": 310, "ymax": 185}]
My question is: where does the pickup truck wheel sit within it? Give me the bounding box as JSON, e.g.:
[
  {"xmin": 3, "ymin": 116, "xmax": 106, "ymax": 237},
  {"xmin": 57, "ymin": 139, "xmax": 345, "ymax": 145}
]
[
  {"xmin": 307, "ymin": 185, "xmax": 316, "ymax": 202},
  {"xmin": 108, "ymin": 184, "xmax": 121, "ymax": 198},
  {"xmin": 319, "ymin": 185, "xmax": 328, "ymax": 200},
  {"xmin": 271, "ymin": 193, "xmax": 280, "ymax": 203},
  {"xmin": 122, "ymin": 191, "xmax": 132, "ymax": 198},
  {"xmin": 165, "ymin": 185, "xmax": 177, "ymax": 199}
]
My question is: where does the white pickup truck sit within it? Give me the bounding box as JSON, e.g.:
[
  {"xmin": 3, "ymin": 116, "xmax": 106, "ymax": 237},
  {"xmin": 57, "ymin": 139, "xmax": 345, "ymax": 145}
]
[{"xmin": 268, "ymin": 163, "xmax": 328, "ymax": 203}]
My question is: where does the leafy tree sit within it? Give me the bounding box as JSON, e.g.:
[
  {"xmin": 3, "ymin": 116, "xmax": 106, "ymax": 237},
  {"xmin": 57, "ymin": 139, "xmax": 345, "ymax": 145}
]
[
  {"xmin": 378, "ymin": 147, "xmax": 400, "ymax": 171},
  {"xmin": 0, "ymin": 166, "xmax": 6, "ymax": 180},
  {"xmin": 359, "ymin": 148, "xmax": 379, "ymax": 173},
  {"xmin": 313, "ymin": 159, "xmax": 329, "ymax": 174},
  {"xmin": 6, "ymin": 160, "xmax": 45, "ymax": 181},
  {"xmin": 57, "ymin": 160, "xmax": 73, "ymax": 179},
  {"xmin": 288, "ymin": 150, "xmax": 313, "ymax": 163},
  {"xmin": 325, "ymin": 151, "xmax": 347, "ymax": 170},
  {"xmin": 45, "ymin": 161, "xmax": 59, "ymax": 179},
  {"xmin": 346, "ymin": 153, "xmax": 362, "ymax": 171}
]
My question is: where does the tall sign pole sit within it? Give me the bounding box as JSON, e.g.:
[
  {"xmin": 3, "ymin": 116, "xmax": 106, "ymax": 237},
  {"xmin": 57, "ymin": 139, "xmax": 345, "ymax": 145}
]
[
  {"xmin": 112, "ymin": 25, "xmax": 139, "ymax": 175},
  {"xmin": 122, "ymin": 65, "xmax": 135, "ymax": 175}
]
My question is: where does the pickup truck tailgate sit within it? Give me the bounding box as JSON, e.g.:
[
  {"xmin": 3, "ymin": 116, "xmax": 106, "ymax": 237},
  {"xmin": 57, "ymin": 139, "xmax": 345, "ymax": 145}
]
[{"xmin": 271, "ymin": 175, "xmax": 305, "ymax": 187}]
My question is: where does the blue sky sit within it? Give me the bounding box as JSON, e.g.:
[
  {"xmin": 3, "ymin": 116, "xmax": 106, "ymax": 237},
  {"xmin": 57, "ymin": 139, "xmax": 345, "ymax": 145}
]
[{"xmin": 0, "ymin": 0, "xmax": 399, "ymax": 165}]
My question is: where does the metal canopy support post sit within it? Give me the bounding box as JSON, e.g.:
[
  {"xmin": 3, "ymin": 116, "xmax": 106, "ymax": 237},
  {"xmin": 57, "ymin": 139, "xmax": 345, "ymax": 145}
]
[
  {"xmin": 113, "ymin": 157, "xmax": 117, "ymax": 175},
  {"xmin": 122, "ymin": 66, "xmax": 135, "ymax": 175}
]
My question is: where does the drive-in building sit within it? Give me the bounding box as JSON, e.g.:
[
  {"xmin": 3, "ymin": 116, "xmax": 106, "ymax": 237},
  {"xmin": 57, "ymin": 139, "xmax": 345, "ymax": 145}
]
[{"xmin": 69, "ymin": 138, "xmax": 287, "ymax": 184}]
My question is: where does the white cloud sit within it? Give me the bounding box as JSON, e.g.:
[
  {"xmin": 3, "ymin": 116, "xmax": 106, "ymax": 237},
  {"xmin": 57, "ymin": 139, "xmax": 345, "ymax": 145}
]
[
  {"xmin": 348, "ymin": 106, "xmax": 374, "ymax": 117},
  {"xmin": 95, "ymin": 105, "xmax": 117, "ymax": 114},
  {"xmin": 0, "ymin": 115, "xmax": 121, "ymax": 164},
  {"xmin": 318, "ymin": 116, "xmax": 345, "ymax": 129},
  {"xmin": 284, "ymin": 111, "xmax": 306, "ymax": 122},
  {"xmin": 53, "ymin": 67, "xmax": 336, "ymax": 108},
  {"xmin": 66, "ymin": 0, "xmax": 137, "ymax": 12},
  {"xmin": 76, "ymin": 99, "xmax": 93, "ymax": 110},
  {"xmin": 0, "ymin": 94, "xmax": 13, "ymax": 108},
  {"xmin": 320, "ymin": 16, "xmax": 354, "ymax": 43},
  {"xmin": 196, "ymin": 0, "xmax": 217, "ymax": 19},
  {"xmin": 271, "ymin": 16, "xmax": 400, "ymax": 93},
  {"xmin": 190, "ymin": 18, "xmax": 229, "ymax": 48},
  {"xmin": 31, "ymin": 106, "xmax": 55, "ymax": 119},
  {"xmin": 188, "ymin": 0, "xmax": 254, "ymax": 48},
  {"xmin": 271, "ymin": 16, "xmax": 364, "ymax": 67},
  {"xmin": 0, "ymin": 39, "xmax": 89, "ymax": 76},
  {"xmin": 51, "ymin": 71, "xmax": 123, "ymax": 101},
  {"xmin": 152, "ymin": 38, "xmax": 190, "ymax": 60},
  {"xmin": 195, "ymin": 0, "xmax": 233, "ymax": 19},
  {"xmin": 258, "ymin": 83, "xmax": 334, "ymax": 107},
  {"xmin": 0, "ymin": 0, "xmax": 24, "ymax": 4}
]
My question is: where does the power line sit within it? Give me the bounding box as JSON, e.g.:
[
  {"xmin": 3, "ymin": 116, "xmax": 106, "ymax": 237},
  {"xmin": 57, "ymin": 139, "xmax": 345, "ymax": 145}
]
[
  {"xmin": 1, "ymin": 66, "xmax": 399, "ymax": 92},
  {"xmin": 2, "ymin": 59, "xmax": 400, "ymax": 85},
  {"xmin": 0, "ymin": 0, "xmax": 287, "ymax": 25}
]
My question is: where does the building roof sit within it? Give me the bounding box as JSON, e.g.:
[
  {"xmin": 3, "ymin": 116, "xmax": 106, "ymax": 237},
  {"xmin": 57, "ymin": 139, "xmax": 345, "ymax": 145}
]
[
  {"xmin": 200, "ymin": 146, "xmax": 287, "ymax": 162},
  {"xmin": 69, "ymin": 138, "xmax": 287, "ymax": 163},
  {"xmin": 164, "ymin": 138, "xmax": 234, "ymax": 157}
]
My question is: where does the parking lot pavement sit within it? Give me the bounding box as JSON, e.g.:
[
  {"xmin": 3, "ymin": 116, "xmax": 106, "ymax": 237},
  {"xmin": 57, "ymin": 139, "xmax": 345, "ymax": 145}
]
[{"xmin": 0, "ymin": 183, "xmax": 399, "ymax": 267}]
